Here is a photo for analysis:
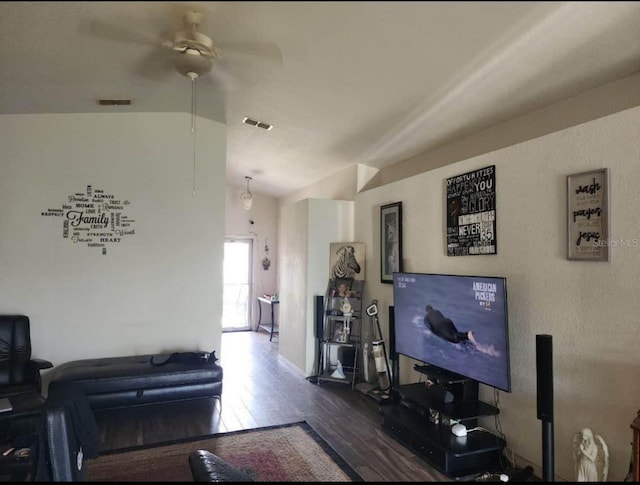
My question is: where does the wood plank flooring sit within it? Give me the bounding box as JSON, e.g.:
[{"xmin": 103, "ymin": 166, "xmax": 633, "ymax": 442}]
[{"xmin": 93, "ymin": 330, "xmax": 449, "ymax": 481}]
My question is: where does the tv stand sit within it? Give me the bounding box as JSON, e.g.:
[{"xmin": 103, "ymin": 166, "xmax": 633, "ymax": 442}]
[
  {"xmin": 381, "ymin": 372, "xmax": 506, "ymax": 479},
  {"xmin": 413, "ymin": 364, "xmax": 480, "ymax": 405}
]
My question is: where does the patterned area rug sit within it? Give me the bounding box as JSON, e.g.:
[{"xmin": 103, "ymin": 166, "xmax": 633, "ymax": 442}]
[{"xmin": 85, "ymin": 421, "xmax": 362, "ymax": 482}]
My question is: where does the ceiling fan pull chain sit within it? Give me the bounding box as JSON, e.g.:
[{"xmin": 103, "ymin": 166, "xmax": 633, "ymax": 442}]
[
  {"xmin": 191, "ymin": 76, "xmax": 196, "ymax": 134},
  {"xmin": 191, "ymin": 76, "xmax": 197, "ymax": 196}
]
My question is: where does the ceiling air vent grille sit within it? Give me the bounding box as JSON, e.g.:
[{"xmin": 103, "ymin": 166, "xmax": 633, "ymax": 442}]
[
  {"xmin": 97, "ymin": 99, "xmax": 132, "ymax": 106},
  {"xmin": 243, "ymin": 117, "xmax": 273, "ymax": 130}
]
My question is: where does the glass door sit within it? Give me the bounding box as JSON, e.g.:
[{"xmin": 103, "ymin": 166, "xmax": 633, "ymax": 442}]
[{"xmin": 222, "ymin": 238, "xmax": 253, "ymax": 331}]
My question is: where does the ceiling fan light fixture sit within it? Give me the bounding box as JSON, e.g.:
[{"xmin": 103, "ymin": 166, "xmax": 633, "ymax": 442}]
[
  {"xmin": 240, "ymin": 176, "xmax": 254, "ymax": 210},
  {"xmin": 173, "ymin": 51, "xmax": 213, "ymax": 78}
]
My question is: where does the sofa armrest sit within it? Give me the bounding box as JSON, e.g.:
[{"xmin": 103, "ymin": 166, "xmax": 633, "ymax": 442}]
[
  {"xmin": 188, "ymin": 450, "xmax": 253, "ymax": 482},
  {"xmin": 30, "ymin": 358, "xmax": 54, "ymax": 370},
  {"xmin": 25, "ymin": 358, "xmax": 54, "ymax": 391}
]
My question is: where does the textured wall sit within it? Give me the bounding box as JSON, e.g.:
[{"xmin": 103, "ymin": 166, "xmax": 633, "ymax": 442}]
[
  {"xmin": 278, "ymin": 200, "xmax": 310, "ymax": 372},
  {"xmin": 354, "ymin": 105, "xmax": 640, "ymax": 481},
  {"xmin": 0, "ymin": 112, "xmax": 226, "ymax": 384}
]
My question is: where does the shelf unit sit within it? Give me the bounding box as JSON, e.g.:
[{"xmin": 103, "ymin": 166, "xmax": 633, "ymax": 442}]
[
  {"xmin": 316, "ymin": 278, "xmax": 364, "ymax": 389},
  {"xmin": 381, "ymin": 368, "xmax": 505, "ymax": 479}
]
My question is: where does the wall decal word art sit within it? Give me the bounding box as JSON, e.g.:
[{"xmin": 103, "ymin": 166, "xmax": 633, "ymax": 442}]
[{"xmin": 41, "ymin": 185, "xmax": 135, "ymax": 255}]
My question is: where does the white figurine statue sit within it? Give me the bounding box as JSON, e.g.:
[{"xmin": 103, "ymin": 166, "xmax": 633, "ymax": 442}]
[
  {"xmin": 573, "ymin": 428, "xmax": 609, "ymax": 482},
  {"xmin": 341, "ymin": 297, "xmax": 352, "ymax": 316},
  {"xmin": 331, "ymin": 360, "xmax": 346, "ymax": 379}
]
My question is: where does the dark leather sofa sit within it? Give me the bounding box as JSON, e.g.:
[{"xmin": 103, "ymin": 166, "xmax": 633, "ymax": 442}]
[
  {"xmin": 0, "ymin": 315, "xmax": 53, "ymax": 398},
  {"xmin": 36, "ymin": 384, "xmax": 100, "ymax": 481},
  {"xmin": 48, "ymin": 354, "xmax": 223, "ymax": 410},
  {"xmin": 36, "ymin": 392, "xmax": 250, "ymax": 482},
  {"xmin": 189, "ymin": 450, "xmax": 253, "ymax": 482}
]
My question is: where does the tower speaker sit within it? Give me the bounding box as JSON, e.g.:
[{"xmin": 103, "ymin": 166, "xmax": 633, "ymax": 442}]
[
  {"xmin": 536, "ymin": 334, "xmax": 553, "ymax": 420},
  {"xmin": 389, "ymin": 305, "xmax": 399, "ymax": 388},
  {"xmin": 536, "ymin": 333, "xmax": 554, "ymax": 481},
  {"xmin": 388, "ymin": 305, "xmax": 396, "ymax": 360},
  {"xmin": 314, "ymin": 295, "xmax": 324, "ymax": 339}
]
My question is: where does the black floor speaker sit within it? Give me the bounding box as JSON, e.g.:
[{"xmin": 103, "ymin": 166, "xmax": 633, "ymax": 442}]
[
  {"xmin": 314, "ymin": 295, "xmax": 324, "ymax": 339},
  {"xmin": 536, "ymin": 334, "xmax": 554, "ymax": 481},
  {"xmin": 388, "ymin": 305, "xmax": 399, "ymax": 387},
  {"xmin": 536, "ymin": 334, "xmax": 553, "ymax": 420}
]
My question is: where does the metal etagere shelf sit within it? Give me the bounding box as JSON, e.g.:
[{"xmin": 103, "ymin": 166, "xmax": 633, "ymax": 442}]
[{"xmin": 316, "ymin": 278, "xmax": 364, "ymax": 389}]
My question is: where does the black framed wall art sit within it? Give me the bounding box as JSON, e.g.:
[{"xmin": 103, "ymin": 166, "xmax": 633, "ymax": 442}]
[
  {"xmin": 380, "ymin": 202, "xmax": 402, "ymax": 284},
  {"xmin": 446, "ymin": 165, "xmax": 496, "ymax": 256}
]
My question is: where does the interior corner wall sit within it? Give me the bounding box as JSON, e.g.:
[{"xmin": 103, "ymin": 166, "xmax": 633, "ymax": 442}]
[
  {"xmin": 354, "ymin": 105, "xmax": 640, "ymax": 481},
  {"xmin": 0, "ymin": 113, "xmax": 226, "ymax": 388},
  {"xmin": 278, "ymin": 200, "xmax": 309, "ymax": 372},
  {"xmin": 225, "ymin": 186, "xmax": 279, "ymax": 325},
  {"xmin": 278, "ymin": 198, "xmax": 354, "ymax": 375},
  {"xmin": 278, "ymin": 163, "xmax": 359, "ymax": 208}
]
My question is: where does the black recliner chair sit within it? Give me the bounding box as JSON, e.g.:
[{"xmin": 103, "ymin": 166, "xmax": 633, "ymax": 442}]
[
  {"xmin": 35, "ymin": 383, "xmax": 101, "ymax": 481},
  {"xmin": 0, "ymin": 315, "xmax": 53, "ymax": 398}
]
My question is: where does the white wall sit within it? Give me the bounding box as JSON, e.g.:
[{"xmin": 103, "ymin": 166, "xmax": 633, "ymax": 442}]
[
  {"xmin": 225, "ymin": 186, "xmax": 279, "ymax": 327},
  {"xmin": 278, "ymin": 199, "xmax": 354, "ymax": 374},
  {"xmin": 0, "ymin": 113, "xmax": 226, "ymax": 387},
  {"xmin": 354, "ymin": 105, "xmax": 640, "ymax": 481},
  {"xmin": 279, "ymin": 200, "xmax": 309, "ymax": 372}
]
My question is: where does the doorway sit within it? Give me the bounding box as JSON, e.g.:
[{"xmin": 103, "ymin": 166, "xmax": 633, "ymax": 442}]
[{"xmin": 222, "ymin": 238, "xmax": 253, "ymax": 332}]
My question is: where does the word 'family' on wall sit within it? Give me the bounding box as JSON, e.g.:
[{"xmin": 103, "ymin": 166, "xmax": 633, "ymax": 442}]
[{"xmin": 41, "ymin": 185, "xmax": 135, "ymax": 255}]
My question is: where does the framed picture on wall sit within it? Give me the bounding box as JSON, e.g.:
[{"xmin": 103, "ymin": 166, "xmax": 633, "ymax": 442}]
[
  {"xmin": 446, "ymin": 165, "xmax": 496, "ymax": 256},
  {"xmin": 329, "ymin": 242, "xmax": 365, "ymax": 280},
  {"xmin": 567, "ymin": 168, "xmax": 610, "ymax": 261},
  {"xmin": 380, "ymin": 202, "xmax": 403, "ymax": 284}
]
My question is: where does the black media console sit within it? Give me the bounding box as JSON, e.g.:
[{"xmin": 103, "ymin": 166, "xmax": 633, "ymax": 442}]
[{"xmin": 381, "ymin": 365, "xmax": 506, "ymax": 479}]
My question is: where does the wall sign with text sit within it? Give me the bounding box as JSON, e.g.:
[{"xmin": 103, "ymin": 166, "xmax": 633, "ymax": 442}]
[
  {"xmin": 41, "ymin": 185, "xmax": 135, "ymax": 255},
  {"xmin": 567, "ymin": 168, "xmax": 609, "ymax": 261},
  {"xmin": 446, "ymin": 165, "xmax": 496, "ymax": 256}
]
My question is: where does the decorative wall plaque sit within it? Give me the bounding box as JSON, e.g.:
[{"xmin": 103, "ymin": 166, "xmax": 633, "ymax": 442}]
[
  {"xmin": 41, "ymin": 185, "xmax": 135, "ymax": 254},
  {"xmin": 567, "ymin": 168, "xmax": 610, "ymax": 261}
]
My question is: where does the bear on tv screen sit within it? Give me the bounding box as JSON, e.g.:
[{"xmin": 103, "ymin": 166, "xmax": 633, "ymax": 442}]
[{"xmin": 393, "ymin": 272, "xmax": 511, "ymax": 392}]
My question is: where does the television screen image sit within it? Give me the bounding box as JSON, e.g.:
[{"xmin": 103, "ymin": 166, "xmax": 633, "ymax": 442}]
[{"xmin": 393, "ymin": 272, "xmax": 511, "ymax": 392}]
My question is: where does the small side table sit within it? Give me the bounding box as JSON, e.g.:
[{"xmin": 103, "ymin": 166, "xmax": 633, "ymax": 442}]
[{"xmin": 256, "ymin": 297, "xmax": 279, "ymax": 341}]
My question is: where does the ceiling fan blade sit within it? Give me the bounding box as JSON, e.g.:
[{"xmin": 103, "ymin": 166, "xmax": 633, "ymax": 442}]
[
  {"xmin": 201, "ymin": 63, "xmax": 244, "ymax": 93},
  {"xmin": 217, "ymin": 42, "xmax": 283, "ymax": 66},
  {"xmin": 199, "ymin": 42, "xmax": 283, "ymax": 92},
  {"xmin": 82, "ymin": 18, "xmax": 167, "ymax": 48},
  {"xmin": 131, "ymin": 49, "xmax": 176, "ymax": 82}
]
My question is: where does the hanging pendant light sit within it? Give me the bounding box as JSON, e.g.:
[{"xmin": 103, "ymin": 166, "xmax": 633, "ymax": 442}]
[{"xmin": 240, "ymin": 176, "xmax": 253, "ymax": 210}]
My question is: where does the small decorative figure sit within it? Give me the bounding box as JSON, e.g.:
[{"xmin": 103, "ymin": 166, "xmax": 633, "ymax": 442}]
[
  {"xmin": 573, "ymin": 428, "xmax": 609, "ymax": 482},
  {"xmin": 261, "ymin": 239, "xmax": 271, "ymax": 270},
  {"xmin": 341, "ymin": 297, "xmax": 352, "ymax": 316},
  {"xmin": 336, "ymin": 282, "xmax": 349, "ymax": 297},
  {"xmin": 331, "ymin": 360, "xmax": 346, "ymax": 379}
]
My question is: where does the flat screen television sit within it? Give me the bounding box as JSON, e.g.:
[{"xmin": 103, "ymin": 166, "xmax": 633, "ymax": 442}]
[{"xmin": 393, "ymin": 272, "xmax": 511, "ymax": 392}]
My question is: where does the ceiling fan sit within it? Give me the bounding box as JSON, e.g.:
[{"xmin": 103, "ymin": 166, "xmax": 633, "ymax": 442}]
[
  {"xmin": 86, "ymin": 8, "xmax": 283, "ymax": 92},
  {"xmin": 86, "ymin": 8, "xmax": 282, "ymax": 195}
]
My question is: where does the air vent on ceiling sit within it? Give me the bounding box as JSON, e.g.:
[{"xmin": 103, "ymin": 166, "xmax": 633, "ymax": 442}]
[
  {"xmin": 243, "ymin": 117, "xmax": 273, "ymax": 130},
  {"xmin": 97, "ymin": 99, "xmax": 132, "ymax": 106}
]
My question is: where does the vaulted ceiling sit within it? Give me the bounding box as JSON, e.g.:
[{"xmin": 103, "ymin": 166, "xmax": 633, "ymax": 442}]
[{"xmin": 2, "ymin": 2, "xmax": 640, "ymax": 198}]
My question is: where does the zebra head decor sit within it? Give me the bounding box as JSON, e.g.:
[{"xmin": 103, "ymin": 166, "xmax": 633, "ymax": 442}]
[{"xmin": 331, "ymin": 244, "xmax": 362, "ymax": 279}]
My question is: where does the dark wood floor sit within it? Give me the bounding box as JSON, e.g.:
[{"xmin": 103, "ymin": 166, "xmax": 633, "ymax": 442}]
[{"xmin": 93, "ymin": 330, "xmax": 449, "ymax": 481}]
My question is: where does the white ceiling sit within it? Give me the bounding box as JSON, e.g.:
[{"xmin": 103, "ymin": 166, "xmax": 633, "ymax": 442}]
[{"xmin": 2, "ymin": 1, "xmax": 640, "ymax": 198}]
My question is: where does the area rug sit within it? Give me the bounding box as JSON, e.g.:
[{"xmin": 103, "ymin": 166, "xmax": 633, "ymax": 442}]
[{"xmin": 85, "ymin": 421, "xmax": 362, "ymax": 482}]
